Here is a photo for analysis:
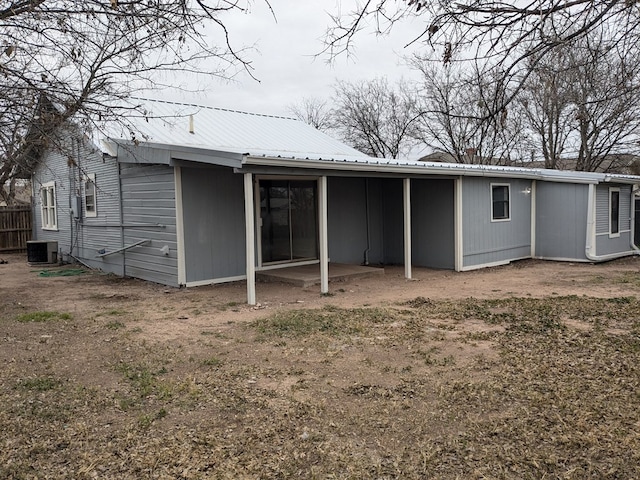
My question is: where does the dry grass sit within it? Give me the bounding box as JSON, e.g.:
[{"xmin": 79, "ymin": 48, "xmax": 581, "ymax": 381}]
[{"xmin": 1, "ymin": 291, "xmax": 639, "ymax": 478}]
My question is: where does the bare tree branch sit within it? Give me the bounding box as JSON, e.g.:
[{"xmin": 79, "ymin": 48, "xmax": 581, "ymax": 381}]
[
  {"xmin": 288, "ymin": 97, "xmax": 335, "ymax": 133},
  {"xmin": 0, "ymin": 0, "xmax": 267, "ymax": 203},
  {"xmin": 331, "ymin": 77, "xmax": 420, "ymax": 159},
  {"xmin": 323, "ymin": 0, "xmax": 640, "ymax": 114}
]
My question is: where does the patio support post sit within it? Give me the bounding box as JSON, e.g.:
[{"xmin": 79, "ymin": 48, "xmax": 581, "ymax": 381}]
[
  {"xmin": 530, "ymin": 180, "xmax": 537, "ymax": 258},
  {"xmin": 174, "ymin": 166, "xmax": 186, "ymax": 285},
  {"xmin": 403, "ymin": 177, "xmax": 412, "ymax": 279},
  {"xmin": 319, "ymin": 175, "xmax": 329, "ymax": 293},
  {"xmin": 244, "ymin": 173, "xmax": 256, "ymax": 305},
  {"xmin": 454, "ymin": 176, "xmax": 463, "ymax": 271}
]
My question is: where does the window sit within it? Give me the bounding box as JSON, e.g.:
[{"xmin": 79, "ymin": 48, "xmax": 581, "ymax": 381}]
[
  {"xmin": 84, "ymin": 173, "xmax": 97, "ymax": 217},
  {"xmin": 610, "ymin": 187, "xmax": 620, "ymax": 237},
  {"xmin": 491, "ymin": 184, "xmax": 510, "ymax": 221},
  {"xmin": 40, "ymin": 181, "xmax": 57, "ymax": 230}
]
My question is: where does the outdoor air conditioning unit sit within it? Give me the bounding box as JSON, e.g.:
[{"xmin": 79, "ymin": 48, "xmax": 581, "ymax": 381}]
[{"xmin": 27, "ymin": 240, "xmax": 58, "ymax": 264}]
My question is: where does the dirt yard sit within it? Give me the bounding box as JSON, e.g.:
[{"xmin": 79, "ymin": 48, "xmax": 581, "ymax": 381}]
[{"xmin": 1, "ymin": 253, "xmax": 639, "ymax": 479}]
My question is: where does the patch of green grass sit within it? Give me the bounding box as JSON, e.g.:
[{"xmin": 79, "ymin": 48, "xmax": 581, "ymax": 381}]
[
  {"xmin": 115, "ymin": 362, "xmax": 171, "ymax": 400},
  {"xmin": 105, "ymin": 320, "xmax": 125, "ymax": 330},
  {"xmin": 16, "ymin": 376, "xmax": 61, "ymax": 391},
  {"xmin": 202, "ymin": 356, "xmax": 223, "ymax": 367},
  {"xmin": 16, "ymin": 311, "xmax": 71, "ymax": 322},
  {"xmin": 138, "ymin": 408, "xmax": 168, "ymax": 429}
]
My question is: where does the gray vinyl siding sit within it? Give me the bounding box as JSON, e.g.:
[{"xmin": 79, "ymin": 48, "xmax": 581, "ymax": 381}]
[
  {"xmin": 535, "ymin": 182, "xmax": 588, "ymax": 261},
  {"xmin": 382, "ymin": 178, "xmax": 404, "ymax": 265},
  {"xmin": 462, "ymin": 177, "xmax": 532, "ymax": 268},
  {"xmin": 119, "ymin": 163, "xmax": 178, "ymax": 286},
  {"xmin": 327, "ymin": 177, "xmax": 384, "ymax": 265},
  {"xmin": 595, "ymin": 183, "xmax": 634, "ymax": 256},
  {"xmin": 371, "ymin": 178, "xmax": 455, "ymax": 269},
  {"xmin": 32, "ymin": 133, "xmax": 124, "ymax": 272},
  {"xmin": 32, "ymin": 148, "xmax": 72, "ymax": 256},
  {"xmin": 411, "ymin": 179, "xmax": 455, "ymax": 269},
  {"xmin": 73, "ymin": 140, "xmax": 124, "ymax": 273},
  {"xmin": 181, "ymin": 166, "xmax": 246, "ymax": 283}
]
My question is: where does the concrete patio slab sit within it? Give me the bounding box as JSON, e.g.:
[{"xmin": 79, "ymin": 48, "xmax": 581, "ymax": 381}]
[{"xmin": 256, "ymin": 263, "xmax": 384, "ymax": 288}]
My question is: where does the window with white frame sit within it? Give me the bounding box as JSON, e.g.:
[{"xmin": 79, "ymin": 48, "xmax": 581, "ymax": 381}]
[
  {"xmin": 40, "ymin": 181, "xmax": 57, "ymax": 230},
  {"xmin": 491, "ymin": 184, "xmax": 511, "ymax": 221},
  {"xmin": 609, "ymin": 187, "xmax": 620, "ymax": 237},
  {"xmin": 84, "ymin": 173, "xmax": 97, "ymax": 217}
]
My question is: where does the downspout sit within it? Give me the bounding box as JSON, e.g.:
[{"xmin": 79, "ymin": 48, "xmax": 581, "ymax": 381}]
[
  {"xmin": 585, "ymin": 183, "xmax": 640, "ymax": 262},
  {"xmin": 363, "ymin": 178, "xmax": 371, "ymax": 265},
  {"xmin": 117, "ymin": 161, "xmax": 126, "ymax": 277},
  {"xmin": 631, "ymin": 186, "xmax": 639, "ymax": 250},
  {"xmin": 68, "ymin": 139, "xmax": 77, "ymax": 261}
]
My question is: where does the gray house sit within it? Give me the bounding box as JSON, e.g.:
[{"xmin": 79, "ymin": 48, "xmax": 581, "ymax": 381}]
[{"xmin": 31, "ymin": 99, "xmax": 639, "ymax": 304}]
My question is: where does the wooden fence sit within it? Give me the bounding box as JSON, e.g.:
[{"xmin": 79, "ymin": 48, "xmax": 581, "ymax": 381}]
[{"xmin": 0, "ymin": 206, "xmax": 32, "ymax": 252}]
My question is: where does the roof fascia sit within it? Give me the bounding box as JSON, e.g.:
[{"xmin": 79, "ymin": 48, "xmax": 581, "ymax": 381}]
[
  {"xmin": 113, "ymin": 140, "xmax": 243, "ymax": 168},
  {"xmin": 171, "ymin": 149, "xmax": 242, "ymax": 168},
  {"xmin": 234, "ymin": 165, "xmax": 458, "ymax": 179},
  {"xmin": 242, "ymin": 155, "xmax": 612, "ymax": 184}
]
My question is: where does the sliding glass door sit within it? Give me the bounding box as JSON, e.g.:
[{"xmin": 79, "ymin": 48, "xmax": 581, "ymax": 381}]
[{"xmin": 259, "ymin": 180, "xmax": 318, "ymax": 264}]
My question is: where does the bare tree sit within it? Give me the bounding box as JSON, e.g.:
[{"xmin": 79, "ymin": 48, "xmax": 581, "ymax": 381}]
[
  {"xmin": 517, "ymin": 27, "xmax": 640, "ymax": 171},
  {"xmin": 332, "ymin": 77, "xmax": 419, "ymax": 158},
  {"xmin": 516, "ymin": 51, "xmax": 576, "ymax": 169},
  {"xmin": 323, "ymin": 0, "xmax": 640, "ymax": 111},
  {"xmin": 0, "ymin": 0, "xmax": 268, "ymax": 204},
  {"xmin": 568, "ymin": 32, "xmax": 640, "ymax": 171},
  {"xmin": 412, "ymin": 60, "xmax": 529, "ymax": 165},
  {"xmin": 288, "ymin": 97, "xmax": 334, "ymax": 132}
]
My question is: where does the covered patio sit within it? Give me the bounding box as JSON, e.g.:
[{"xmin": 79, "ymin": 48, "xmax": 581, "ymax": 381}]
[{"xmin": 256, "ymin": 262, "xmax": 384, "ymax": 288}]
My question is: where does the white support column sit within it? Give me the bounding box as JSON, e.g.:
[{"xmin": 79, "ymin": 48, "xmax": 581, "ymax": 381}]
[
  {"xmin": 403, "ymin": 177, "xmax": 412, "ymax": 279},
  {"xmin": 318, "ymin": 175, "xmax": 329, "ymax": 294},
  {"xmin": 174, "ymin": 166, "xmax": 186, "ymax": 286},
  {"xmin": 454, "ymin": 176, "xmax": 463, "ymax": 272},
  {"xmin": 244, "ymin": 173, "xmax": 256, "ymax": 305},
  {"xmin": 530, "ymin": 180, "xmax": 537, "ymax": 258}
]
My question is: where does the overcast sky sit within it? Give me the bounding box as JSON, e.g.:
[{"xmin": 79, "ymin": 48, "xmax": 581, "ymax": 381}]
[{"xmin": 162, "ymin": 0, "xmax": 427, "ymax": 117}]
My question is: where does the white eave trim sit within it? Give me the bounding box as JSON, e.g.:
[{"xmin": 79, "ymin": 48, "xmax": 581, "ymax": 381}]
[{"xmin": 242, "ymin": 155, "xmax": 638, "ymax": 184}]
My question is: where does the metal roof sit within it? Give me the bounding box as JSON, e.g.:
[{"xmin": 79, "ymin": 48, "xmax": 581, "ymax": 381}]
[
  {"xmin": 103, "ymin": 98, "xmax": 640, "ymax": 185},
  {"xmin": 104, "ymin": 97, "xmax": 368, "ymax": 163}
]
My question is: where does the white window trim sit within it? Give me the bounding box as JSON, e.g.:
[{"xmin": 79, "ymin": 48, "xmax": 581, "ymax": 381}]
[
  {"xmin": 490, "ymin": 183, "xmax": 511, "ymax": 222},
  {"xmin": 40, "ymin": 181, "xmax": 58, "ymax": 231},
  {"xmin": 609, "ymin": 187, "xmax": 620, "ymax": 238},
  {"xmin": 84, "ymin": 173, "xmax": 97, "ymax": 218}
]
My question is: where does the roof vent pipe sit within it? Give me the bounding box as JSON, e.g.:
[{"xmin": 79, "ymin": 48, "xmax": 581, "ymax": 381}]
[{"xmin": 189, "ymin": 114, "xmax": 194, "ymax": 134}]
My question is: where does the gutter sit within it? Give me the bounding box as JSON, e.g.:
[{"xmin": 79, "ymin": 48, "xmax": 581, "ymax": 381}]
[
  {"xmin": 584, "ymin": 183, "xmax": 640, "ymax": 262},
  {"xmin": 243, "ymin": 155, "xmax": 636, "ymax": 185}
]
